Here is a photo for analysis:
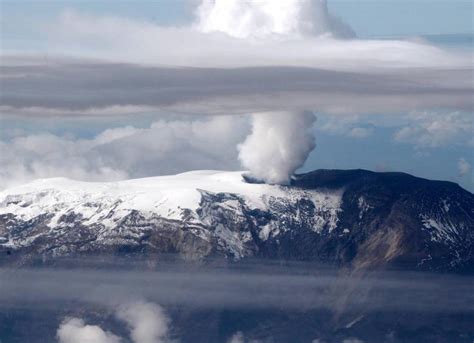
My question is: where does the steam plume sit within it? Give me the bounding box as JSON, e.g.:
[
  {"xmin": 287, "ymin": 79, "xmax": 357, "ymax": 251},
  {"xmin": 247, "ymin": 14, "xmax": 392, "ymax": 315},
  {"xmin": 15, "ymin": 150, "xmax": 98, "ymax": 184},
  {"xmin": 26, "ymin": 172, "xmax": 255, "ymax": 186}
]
[
  {"xmin": 196, "ymin": 2, "xmax": 323, "ymax": 184},
  {"xmin": 238, "ymin": 111, "xmax": 316, "ymax": 184},
  {"xmin": 195, "ymin": 0, "xmax": 355, "ymax": 39}
]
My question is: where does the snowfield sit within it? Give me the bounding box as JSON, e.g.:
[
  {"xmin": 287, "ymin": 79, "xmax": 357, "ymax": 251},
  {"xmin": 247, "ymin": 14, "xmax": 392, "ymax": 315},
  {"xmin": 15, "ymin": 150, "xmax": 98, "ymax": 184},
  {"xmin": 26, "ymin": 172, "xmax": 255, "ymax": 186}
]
[
  {"xmin": 0, "ymin": 170, "xmax": 341, "ymax": 223},
  {"xmin": 0, "ymin": 171, "xmax": 343, "ymax": 255}
]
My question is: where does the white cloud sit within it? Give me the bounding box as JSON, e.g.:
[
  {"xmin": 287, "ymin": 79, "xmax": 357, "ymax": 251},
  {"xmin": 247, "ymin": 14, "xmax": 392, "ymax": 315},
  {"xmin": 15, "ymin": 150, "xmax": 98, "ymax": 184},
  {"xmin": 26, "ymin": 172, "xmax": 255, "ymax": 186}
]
[
  {"xmin": 0, "ymin": 115, "xmax": 248, "ymax": 189},
  {"xmin": 57, "ymin": 301, "xmax": 171, "ymax": 343},
  {"xmin": 57, "ymin": 318, "xmax": 121, "ymax": 343},
  {"xmin": 45, "ymin": 8, "xmax": 468, "ymax": 70},
  {"xmin": 116, "ymin": 301, "xmax": 170, "ymax": 343},
  {"xmin": 228, "ymin": 331, "xmax": 245, "ymax": 343},
  {"xmin": 393, "ymin": 111, "xmax": 473, "ymax": 148},
  {"xmin": 316, "ymin": 114, "xmax": 375, "ymax": 138},
  {"xmin": 195, "ymin": 0, "xmax": 355, "ymax": 39},
  {"xmin": 349, "ymin": 127, "xmax": 374, "ymax": 139},
  {"xmin": 458, "ymin": 158, "xmax": 471, "ymax": 177}
]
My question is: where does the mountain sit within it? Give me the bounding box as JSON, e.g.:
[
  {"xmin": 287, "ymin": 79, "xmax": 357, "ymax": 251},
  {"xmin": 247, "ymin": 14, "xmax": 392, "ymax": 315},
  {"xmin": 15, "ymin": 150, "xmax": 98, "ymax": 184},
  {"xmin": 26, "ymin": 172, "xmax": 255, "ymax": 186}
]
[{"xmin": 1, "ymin": 169, "xmax": 472, "ymax": 273}]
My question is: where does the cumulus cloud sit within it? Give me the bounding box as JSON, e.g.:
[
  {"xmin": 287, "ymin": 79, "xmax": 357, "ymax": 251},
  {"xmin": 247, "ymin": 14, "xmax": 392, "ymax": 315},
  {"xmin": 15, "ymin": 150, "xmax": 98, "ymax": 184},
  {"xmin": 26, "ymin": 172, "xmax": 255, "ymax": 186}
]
[
  {"xmin": 195, "ymin": 0, "xmax": 355, "ymax": 39},
  {"xmin": 57, "ymin": 318, "xmax": 121, "ymax": 343},
  {"xmin": 458, "ymin": 158, "xmax": 471, "ymax": 177},
  {"xmin": 116, "ymin": 301, "xmax": 170, "ymax": 343},
  {"xmin": 0, "ymin": 116, "xmax": 247, "ymax": 189},
  {"xmin": 57, "ymin": 301, "xmax": 170, "ymax": 343},
  {"xmin": 393, "ymin": 111, "xmax": 473, "ymax": 148},
  {"xmin": 238, "ymin": 111, "xmax": 316, "ymax": 184}
]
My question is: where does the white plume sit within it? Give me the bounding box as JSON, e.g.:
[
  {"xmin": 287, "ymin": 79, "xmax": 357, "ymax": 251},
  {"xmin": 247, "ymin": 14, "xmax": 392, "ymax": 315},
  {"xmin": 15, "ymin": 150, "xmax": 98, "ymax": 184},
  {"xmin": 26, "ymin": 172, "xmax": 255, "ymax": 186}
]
[
  {"xmin": 195, "ymin": 0, "xmax": 355, "ymax": 39},
  {"xmin": 238, "ymin": 111, "xmax": 316, "ymax": 184}
]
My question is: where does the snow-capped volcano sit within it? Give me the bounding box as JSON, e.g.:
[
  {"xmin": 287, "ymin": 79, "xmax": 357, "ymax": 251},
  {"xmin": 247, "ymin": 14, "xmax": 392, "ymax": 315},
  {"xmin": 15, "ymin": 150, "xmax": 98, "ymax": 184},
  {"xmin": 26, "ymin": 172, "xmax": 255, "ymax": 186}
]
[
  {"xmin": 0, "ymin": 170, "xmax": 341, "ymax": 225},
  {"xmin": 0, "ymin": 169, "xmax": 473, "ymax": 272}
]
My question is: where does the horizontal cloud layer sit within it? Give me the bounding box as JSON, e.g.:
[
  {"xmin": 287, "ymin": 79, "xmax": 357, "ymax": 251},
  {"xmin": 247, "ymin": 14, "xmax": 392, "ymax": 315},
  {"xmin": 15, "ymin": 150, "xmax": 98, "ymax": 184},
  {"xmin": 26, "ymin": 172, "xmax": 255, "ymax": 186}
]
[{"xmin": 1, "ymin": 59, "xmax": 472, "ymax": 116}]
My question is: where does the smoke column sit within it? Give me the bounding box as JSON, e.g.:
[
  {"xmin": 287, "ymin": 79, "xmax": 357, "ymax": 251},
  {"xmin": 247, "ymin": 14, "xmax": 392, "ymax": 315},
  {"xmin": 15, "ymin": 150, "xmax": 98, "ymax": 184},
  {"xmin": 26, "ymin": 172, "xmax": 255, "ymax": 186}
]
[
  {"xmin": 238, "ymin": 111, "xmax": 316, "ymax": 184},
  {"xmin": 196, "ymin": 1, "xmax": 338, "ymax": 184}
]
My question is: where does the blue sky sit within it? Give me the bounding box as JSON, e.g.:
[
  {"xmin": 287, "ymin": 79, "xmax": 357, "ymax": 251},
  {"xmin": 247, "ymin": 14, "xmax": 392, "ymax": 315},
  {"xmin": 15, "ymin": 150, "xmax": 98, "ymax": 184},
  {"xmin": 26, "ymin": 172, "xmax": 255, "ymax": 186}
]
[{"xmin": 0, "ymin": 0, "xmax": 473, "ymax": 191}]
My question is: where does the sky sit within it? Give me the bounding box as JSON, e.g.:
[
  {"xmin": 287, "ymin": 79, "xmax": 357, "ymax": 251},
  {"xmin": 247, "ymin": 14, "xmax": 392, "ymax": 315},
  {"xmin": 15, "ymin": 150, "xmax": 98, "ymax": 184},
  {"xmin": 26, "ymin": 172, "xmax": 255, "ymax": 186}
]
[{"xmin": 0, "ymin": 0, "xmax": 473, "ymax": 190}]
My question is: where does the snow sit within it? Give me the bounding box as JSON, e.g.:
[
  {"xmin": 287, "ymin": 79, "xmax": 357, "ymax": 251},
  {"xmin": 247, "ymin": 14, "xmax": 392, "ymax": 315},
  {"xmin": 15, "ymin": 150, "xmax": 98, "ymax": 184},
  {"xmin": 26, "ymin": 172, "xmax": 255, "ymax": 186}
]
[
  {"xmin": 420, "ymin": 214, "xmax": 461, "ymax": 244},
  {"xmin": 357, "ymin": 196, "xmax": 372, "ymax": 219},
  {"xmin": 0, "ymin": 171, "xmax": 343, "ymax": 252},
  {"xmin": 441, "ymin": 199, "xmax": 451, "ymax": 213},
  {"xmin": 0, "ymin": 171, "xmax": 284, "ymax": 222},
  {"xmin": 0, "ymin": 170, "xmax": 341, "ymax": 222}
]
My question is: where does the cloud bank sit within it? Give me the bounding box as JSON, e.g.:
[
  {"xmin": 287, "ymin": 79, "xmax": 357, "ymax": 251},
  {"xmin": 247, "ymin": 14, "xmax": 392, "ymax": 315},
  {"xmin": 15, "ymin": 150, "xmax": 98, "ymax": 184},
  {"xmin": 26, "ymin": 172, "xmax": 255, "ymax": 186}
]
[
  {"xmin": 0, "ymin": 116, "xmax": 247, "ymax": 189},
  {"xmin": 1, "ymin": 61, "xmax": 471, "ymax": 116}
]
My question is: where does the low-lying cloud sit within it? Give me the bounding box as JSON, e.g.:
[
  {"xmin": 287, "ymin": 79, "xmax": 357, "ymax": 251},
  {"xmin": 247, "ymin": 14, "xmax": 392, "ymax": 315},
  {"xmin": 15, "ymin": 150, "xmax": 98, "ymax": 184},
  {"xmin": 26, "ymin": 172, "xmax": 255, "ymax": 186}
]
[
  {"xmin": 57, "ymin": 300, "xmax": 170, "ymax": 343},
  {"xmin": 1, "ymin": 262, "xmax": 472, "ymax": 342},
  {"xmin": 1, "ymin": 263, "xmax": 473, "ymax": 313},
  {"xmin": 57, "ymin": 318, "xmax": 122, "ymax": 343},
  {"xmin": 117, "ymin": 301, "xmax": 170, "ymax": 343},
  {"xmin": 0, "ymin": 116, "xmax": 247, "ymax": 189}
]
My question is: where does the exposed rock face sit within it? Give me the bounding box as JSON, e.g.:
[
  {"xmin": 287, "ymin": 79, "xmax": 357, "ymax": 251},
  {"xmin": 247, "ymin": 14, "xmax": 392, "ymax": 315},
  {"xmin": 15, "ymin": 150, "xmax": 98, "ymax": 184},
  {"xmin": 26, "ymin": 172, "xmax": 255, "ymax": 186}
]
[{"xmin": 0, "ymin": 169, "xmax": 472, "ymax": 272}]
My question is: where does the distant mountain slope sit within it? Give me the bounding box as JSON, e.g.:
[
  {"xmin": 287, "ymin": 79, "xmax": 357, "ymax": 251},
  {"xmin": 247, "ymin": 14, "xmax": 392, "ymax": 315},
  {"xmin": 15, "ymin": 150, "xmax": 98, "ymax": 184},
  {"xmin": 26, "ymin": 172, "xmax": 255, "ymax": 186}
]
[{"xmin": 0, "ymin": 169, "xmax": 472, "ymax": 272}]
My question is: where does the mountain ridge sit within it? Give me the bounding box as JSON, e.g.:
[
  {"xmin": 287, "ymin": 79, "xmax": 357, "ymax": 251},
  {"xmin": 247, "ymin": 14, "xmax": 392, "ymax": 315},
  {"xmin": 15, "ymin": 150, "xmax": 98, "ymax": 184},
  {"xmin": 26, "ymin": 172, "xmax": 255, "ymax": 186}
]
[{"xmin": 0, "ymin": 169, "xmax": 472, "ymax": 273}]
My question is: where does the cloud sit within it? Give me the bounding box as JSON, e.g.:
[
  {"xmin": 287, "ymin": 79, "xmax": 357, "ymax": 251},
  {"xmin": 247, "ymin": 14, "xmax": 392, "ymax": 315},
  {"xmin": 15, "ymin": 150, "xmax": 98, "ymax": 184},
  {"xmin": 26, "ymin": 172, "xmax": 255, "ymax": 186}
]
[
  {"xmin": 57, "ymin": 301, "xmax": 171, "ymax": 343},
  {"xmin": 116, "ymin": 301, "xmax": 170, "ymax": 343},
  {"xmin": 1, "ymin": 1, "xmax": 473, "ymax": 186},
  {"xmin": 3, "ymin": 264, "xmax": 473, "ymax": 313},
  {"xmin": 194, "ymin": 0, "xmax": 355, "ymax": 39},
  {"xmin": 1, "ymin": 60, "xmax": 471, "ymax": 117},
  {"xmin": 458, "ymin": 158, "xmax": 471, "ymax": 177},
  {"xmin": 349, "ymin": 127, "xmax": 374, "ymax": 139},
  {"xmin": 393, "ymin": 111, "xmax": 473, "ymax": 148},
  {"xmin": 57, "ymin": 318, "xmax": 121, "ymax": 343},
  {"xmin": 227, "ymin": 331, "xmax": 245, "ymax": 343},
  {"xmin": 238, "ymin": 111, "xmax": 316, "ymax": 184},
  {"xmin": 43, "ymin": 8, "xmax": 468, "ymax": 69},
  {"xmin": 2, "ymin": 3, "xmax": 471, "ymax": 117},
  {"xmin": 342, "ymin": 339, "xmax": 364, "ymax": 343},
  {"xmin": 0, "ymin": 115, "xmax": 247, "ymax": 189}
]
